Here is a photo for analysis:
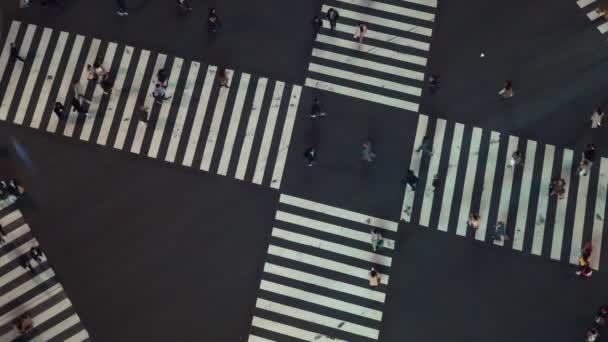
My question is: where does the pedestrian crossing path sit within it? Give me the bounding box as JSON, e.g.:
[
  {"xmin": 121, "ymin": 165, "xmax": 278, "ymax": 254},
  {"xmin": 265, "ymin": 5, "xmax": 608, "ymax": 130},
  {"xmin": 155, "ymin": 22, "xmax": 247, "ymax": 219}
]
[
  {"xmin": 0, "ymin": 20, "xmax": 302, "ymax": 190},
  {"xmin": 248, "ymin": 194, "xmax": 399, "ymax": 341},
  {"xmin": 576, "ymin": 0, "xmax": 608, "ymax": 35},
  {"xmin": 305, "ymin": 0, "xmax": 437, "ymax": 112},
  {"xmin": 401, "ymin": 114, "xmax": 608, "ymax": 270},
  {"xmin": 0, "ymin": 207, "xmax": 89, "ymax": 341}
]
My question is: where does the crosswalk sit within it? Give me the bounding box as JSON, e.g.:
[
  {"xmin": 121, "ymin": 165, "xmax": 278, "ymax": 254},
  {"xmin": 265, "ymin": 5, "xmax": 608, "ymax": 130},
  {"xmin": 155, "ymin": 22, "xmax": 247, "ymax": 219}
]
[
  {"xmin": 402, "ymin": 114, "xmax": 608, "ymax": 270},
  {"xmin": 305, "ymin": 0, "xmax": 437, "ymax": 111},
  {"xmin": 576, "ymin": 0, "xmax": 608, "ymax": 35},
  {"xmin": 0, "ymin": 21, "xmax": 302, "ymax": 189},
  {"xmin": 0, "ymin": 207, "xmax": 89, "ymax": 341},
  {"xmin": 248, "ymin": 194, "xmax": 399, "ymax": 341}
]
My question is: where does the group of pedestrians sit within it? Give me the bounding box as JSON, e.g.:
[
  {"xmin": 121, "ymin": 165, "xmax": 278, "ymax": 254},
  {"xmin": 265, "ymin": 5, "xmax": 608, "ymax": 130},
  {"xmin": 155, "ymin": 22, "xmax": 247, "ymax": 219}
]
[
  {"xmin": 368, "ymin": 227, "xmax": 385, "ymax": 288},
  {"xmin": 312, "ymin": 7, "xmax": 367, "ymax": 48},
  {"xmin": 585, "ymin": 304, "xmax": 608, "ymax": 341}
]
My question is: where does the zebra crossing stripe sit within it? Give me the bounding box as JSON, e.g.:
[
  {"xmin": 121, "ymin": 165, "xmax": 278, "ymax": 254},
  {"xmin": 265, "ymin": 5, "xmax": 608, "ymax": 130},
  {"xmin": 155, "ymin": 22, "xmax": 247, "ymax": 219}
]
[
  {"xmin": 590, "ymin": 158, "xmax": 608, "ymax": 270},
  {"xmin": 402, "ymin": 114, "xmax": 428, "ymax": 222},
  {"xmin": 148, "ymin": 57, "xmax": 183, "ymax": 158},
  {"xmin": 0, "ymin": 297, "xmax": 71, "ymax": 341},
  {"xmin": 97, "ymin": 46, "xmax": 133, "ymax": 146},
  {"xmin": 332, "ymin": 23, "xmax": 430, "ymax": 51},
  {"xmin": 551, "ymin": 149, "xmax": 573, "ymax": 260},
  {"xmin": 200, "ymin": 69, "xmax": 233, "ymax": 171},
  {"xmin": 577, "ymin": 0, "xmax": 595, "ymax": 8},
  {"xmin": 270, "ymin": 85, "xmax": 301, "ymax": 189},
  {"xmin": 251, "ymin": 316, "xmax": 346, "ymax": 342},
  {"xmin": 0, "ymin": 21, "xmax": 21, "ymax": 83},
  {"xmin": 248, "ymin": 334, "xmax": 274, "ymax": 342},
  {"xmin": 438, "ymin": 123, "xmax": 464, "ymax": 232},
  {"xmin": 401, "ymin": 0, "xmax": 438, "ymax": 8},
  {"xmin": 0, "ymin": 24, "xmax": 35, "ymax": 121},
  {"xmin": 570, "ymin": 155, "xmax": 591, "ymax": 263},
  {"xmin": 336, "ymin": 0, "xmax": 435, "ymax": 22},
  {"xmin": 63, "ymin": 329, "xmax": 90, "ymax": 342},
  {"xmin": 456, "ymin": 127, "xmax": 482, "ymax": 236},
  {"xmin": 113, "ymin": 50, "xmax": 149, "ymax": 150},
  {"xmin": 531, "ymin": 145, "xmax": 555, "ymax": 256},
  {"xmin": 0, "ymin": 283, "xmax": 62, "ymax": 326},
  {"xmin": 30, "ymin": 313, "xmax": 81, "ymax": 342},
  {"xmin": 217, "ymin": 73, "xmax": 250, "ymax": 175},
  {"xmin": 253, "ymin": 81, "xmax": 284, "ymax": 184},
  {"xmin": 63, "ymin": 38, "xmax": 100, "ymax": 137},
  {"xmin": 419, "ymin": 119, "xmax": 446, "ymax": 227},
  {"xmin": 14, "ymin": 28, "xmax": 52, "ymax": 125},
  {"xmin": 512, "ymin": 140, "xmax": 537, "ymax": 251},
  {"xmin": 0, "ymin": 268, "xmax": 55, "ymax": 307},
  {"xmin": 476, "ymin": 131, "xmax": 500, "ymax": 241},
  {"xmin": 494, "ymin": 135, "xmax": 519, "ymax": 247}
]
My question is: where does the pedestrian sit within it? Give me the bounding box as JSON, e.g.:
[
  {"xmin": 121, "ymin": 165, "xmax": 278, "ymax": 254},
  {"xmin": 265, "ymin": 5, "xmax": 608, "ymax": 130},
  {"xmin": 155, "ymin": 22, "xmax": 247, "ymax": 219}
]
[
  {"xmin": 72, "ymin": 80, "xmax": 91, "ymax": 104},
  {"xmin": 86, "ymin": 64, "xmax": 98, "ymax": 81},
  {"xmin": 310, "ymin": 97, "xmax": 326, "ymax": 118},
  {"xmin": 70, "ymin": 97, "xmax": 89, "ymax": 116},
  {"xmin": 498, "ymin": 80, "xmax": 514, "ymax": 99},
  {"xmin": 117, "ymin": 0, "xmax": 128, "ymax": 16},
  {"xmin": 578, "ymin": 159, "xmax": 591, "ymax": 177},
  {"xmin": 53, "ymin": 102, "xmax": 66, "ymax": 120},
  {"xmin": 468, "ymin": 212, "xmax": 480, "ymax": 229},
  {"xmin": 217, "ymin": 68, "xmax": 230, "ymax": 88},
  {"xmin": 584, "ymin": 144, "xmax": 596, "ymax": 164},
  {"xmin": 492, "ymin": 221, "xmax": 509, "ymax": 242},
  {"xmin": 29, "ymin": 246, "xmax": 43, "ymax": 263},
  {"xmin": 100, "ymin": 76, "xmax": 115, "ymax": 95},
  {"xmin": 507, "ymin": 150, "xmax": 523, "ymax": 168},
  {"xmin": 157, "ymin": 68, "xmax": 168, "ymax": 88},
  {"xmin": 591, "ymin": 107, "xmax": 604, "ymax": 128},
  {"xmin": 370, "ymin": 228, "xmax": 383, "ymax": 252},
  {"xmin": 10, "ymin": 43, "xmax": 25, "ymax": 63},
  {"xmin": 361, "ymin": 141, "xmax": 376, "ymax": 163},
  {"xmin": 431, "ymin": 174, "xmax": 441, "ymax": 192},
  {"xmin": 595, "ymin": 306, "xmax": 608, "ymax": 326},
  {"xmin": 93, "ymin": 60, "xmax": 108, "ymax": 81},
  {"xmin": 587, "ymin": 327, "xmax": 600, "ymax": 342},
  {"xmin": 152, "ymin": 83, "xmax": 171, "ymax": 104},
  {"xmin": 19, "ymin": 0, "xmax": 30, "ymax": 9},
  {"xmin": 416, "ymin": 136, "xmax": 433, "ymax": 156},
  {"xmin": 176, "ymin": 0, "xmax": 192, "ymax": 14},
  {"xmin": 136, "ymin": 105, "xmax": 150, "ymax": 123},
  {"xmin": 327, "ymin": 8, "xmax": 339, "ymax": 31},
  {"xmin": 429, "ymin": 74, "xmax": 439, "ymax": 93},
  {"xmin": 304, "ymin": 147, "xmax": 317, "ymax": 166},
  {"xmin": 14, "ymin": 313, "xmax": 33, "ymax": 336},
  {"xmin": 368, "ymin": 267, "xmax": 381, "ymax": 287},
  {"xmin": 312, "ymin": 16, "xmax": 323, "ymax": 39},
  {"xmin": 19, "ymin": 254, "xmax": 35, "ymax": 273},
  {"xmin": 208, "ymin": 8, "xmax": 219, "ymax": 33},
  {"xmin": 402, "ymin": 169, "xmax": 419, "ymax": 190},
  {"xmin": 0, "ymin": 224, "xmax": 6, "ymax": 244},
  {"xmin": 353, "ymin": 23, "xmax": 368, "ymax": 45},
  {"xmin": 597, "ymin": 7, "xmax": 608, "ymax": 20},
  {"xmin": 549, "ymin": 178, "xmax": 566, "ymax": 199}
]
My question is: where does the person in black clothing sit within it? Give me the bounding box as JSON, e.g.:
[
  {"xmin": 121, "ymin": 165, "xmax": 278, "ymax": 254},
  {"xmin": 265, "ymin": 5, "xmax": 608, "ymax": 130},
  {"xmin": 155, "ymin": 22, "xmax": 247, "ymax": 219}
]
[
  {"xmin": 29, "ymin": 246, "xmax": 44, "ymax": 263},
  {"xmin": 70, "ymin": 97, "xmax": 88, "ymax": 116},
  {"xmin": 157, "ymin": 68, "xmax": 168, "ymax": 88},
  {"xmin": 20, "ymin": 254, "xmax": 35, "ymax": 274},
  {"xmin": 10, "ymin": 43, "xmax": 25, "ymax": 63},
  {"xmin": 53, "ymin": 102, "xmax": 66, "ymax": 120},
  {"xmin": 584, "ymin": 144, "xmax": 596, "ymax": 164},
  {"xmin": 402, "ymin": 169, "xmax": 419, "ymax": 190},
  {"xmin": 312, "ymin": 16, "xmax": 323, "ymax": 38},
  {"xmin": 327, "ymin": 8, "xmax": 339, "ymax": 31},
  {"xmin": 304, "ymin": 147, "xmax": 317, "ymax": 166},
  {"xmin": 310, "ymin": 98, "xmax": 326, "ymax": 118},
  {"xmin": 176, "ymin": 0, "xmax": 192, "ymax": 14},
  {"xmin": 429, "ymin": 74, "xmax": 439, "ymax": 93},
  {"xmin": 208, "ymin": 8, "xmax": 219, "ymax": 32},
  {"xmin": 0, "ymin": 224, "xmax": 5, "ymax": 244}
]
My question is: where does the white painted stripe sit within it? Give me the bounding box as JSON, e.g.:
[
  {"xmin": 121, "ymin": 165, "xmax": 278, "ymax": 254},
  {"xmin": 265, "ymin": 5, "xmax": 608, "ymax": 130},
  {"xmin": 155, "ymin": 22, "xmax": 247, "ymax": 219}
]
[
  {"xmin": 268, "ymin": 245, "xmax": 389, "ymax": 284},
  {"xmin": 550, "ymin": 149, "xmax": 573, "ymax": 260},
  {"xmin": 182, "ymin": 65, "xmax": 217, "ymax": 167},
  {"xmin": 512, "ymin": 140, "xmax": 537, "ymax": 251},
  {"xmin": 217, "ymin": 73, "xmax": 250, "ymax": 174},
  {"xmin": 476, "ymin": 131, "xmax": 500, "ymax": 241},
  {"xmin": 165, "ymin": 61, "xmax": 200, "ymax": 163},
  {"xmin": 588, "ymin": 8, "xmax": 601, "ymax": 20},
  {"xmin": 321, "ymin": 5, "xmax": 432, "ymax": 37},
  {"xmin": 64, "ymin": 328, "xmax": 90, "ymax": 342},
  {"xmin": 148, "ymin": 57, "xmax": 183, "ymax": 158},
  {"xmin": 531, "ymin": 145, "xmax": 555, "ymax": 256},
  {"xmin": 437, "ymin": 123, "xmax": 464, "ymax": 231},
  {"xmin": 578, "ymin": 0, "xmax": 596, "ymax": 8},
  {"xmin": 264, "ymin": 262, "xmax": 385, "ymax": 302},
  {"xmin": 493, "ymin": 135, "xmax": 518, "ymax": 247},
  {"xmin": 305, "ymin": 78, "xmax": 419, "ymax": 112},
  {"xmin": 0, "ymin": 266, "xmax": 28, "ymax": 288},
  {"xmin": 253, "ymin": 81, "xmax": 284, "ymax": 184},
  {"xmin": 260, "ymin": 279, "xmax": 382, "ymax": 320},
  {"xmin": 336, "ymin": 0, "xmax": 434, "ymax": 21},
  {"xmin": 0, "ymin": 238, "xmax": 38, "ymax": 269},
  {"xmin": 3, "ymin": 221, "xmax": 29, "ymax": 241},
  {"xmin": 63, "ymin": 38, "xmax": 101, "ymax": 137},
  {"xmin": 0, "ymin": 24, "xmax": 36, "ymax": 121},
  {"xmin": 270, "ymin": 85, "xmax": 301, "ymax": 189},
  {"xmin": 79, "ymin": 42, "xmax": 117, "ymax": 141},
  {"xmin": 401, "ymin": 114, "xmax": 428, "ymax": 222},
  {"xmin": 112, "ymin": 50, "xmax": 149, "ymax": 149},
  {"xmin": 0, "ymin": 268, "xmax": 55, "ymax": 307},
  {"xmin": 14, "ymin": 28, "xmax": 52, "ymax": 125},
  {"xmin": 280, "ymin": 193, "xmax": 398, "ymax": 231},
  {"xmin": 316, "ymin": 34, "xmax": 427, "ymax": 66},
  {"xmin": 275, "ymin": 210, "xmax": 395, "ymax": 249},
  {"xmin": 96, "ymin": 46, "xmax": 134, "ymax": 146},
  {"xmin": 0, "ymin": 283, "xmax": 62, "ymax": 327},
  {"xmin": 590, "ymin": 158, "xmax": 608, "ymax": 270},
  {"xmin": 0, "ymin": 21, "xmax": 21, "ymax": 93},
  {"xmin": 256, "ymin": 298, "xmax": 379, "ymax": 339},
  {"xmin": 272, "ymin": 227, "xmax": 392, "ymax": 266},
  {"xmin": 235, "ymin": 77, "xmax": 268, "ymax": 179},
  {"xmin": 311, "ymin": 48, "xmax": 424, "ymax": 81},
  {"xmin": 248, "ymin": 334, "xmax": 274, "ymax": 342},
  {"xmin": 30, "ymin": 313, "xmax": 81, "ymax": 342},
  {"xmin": 308, "ymin": 63, "xmax": 421, "ymax": 97},
  {"xmin": 30, "ymin": 31, "xmax": 69, "ymax": 129},
  {"xmin": 1, "ymin": 209, "xmax": 23, "ymax": 226},
  {"xmin": 570, "ymin": 154, "xmax": 591, "ymax": 264},
  {"xmin": 419, "ymin": 119, "xmax": 446, "ymax": 227},
  {"xmin": 46, "ymin": 35, "xmax": 85, "ymax": 134},
  {"xmin": 200, "ymin": 69, "xmax": 233, "ymax": 171},
  {"xmin": 130, "ymin": 53, "xmax": 167, "ymax": 154},
  {"xmin": 455, "ymin": 127, "xmax": 482, "ymax": 236},
  {"xmin": 252, "ymin": 316, "xmax": 346, "ymax": 342},
  {"xmin": 598, "ymin": 20, "xmax": 608, "ymax": 34},
  {"xmin": 2, "ymin": 297, "xmax": 71, "ymax": 342},
  {"xmin": 333, "ymin": 23, "xmax": 429, "ymax": 51},
  {"xmin": 400, "ymin": 0, "xmax": 438, "ymax": 8}
]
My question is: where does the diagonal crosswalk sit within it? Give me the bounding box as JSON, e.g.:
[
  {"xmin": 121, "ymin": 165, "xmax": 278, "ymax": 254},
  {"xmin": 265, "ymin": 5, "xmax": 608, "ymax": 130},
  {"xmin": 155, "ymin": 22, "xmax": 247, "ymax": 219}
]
[
  {"xmin": 576, "ymin": 0, "xmax": 608, "ymax": 35},
  {"xmin": 0, "ymin": 207, "xmax": 89, "ymax": 341},
  {"xmin": 402, "ymin": 114, "xmax": 608, "ymax": 270},
  {"xmin": 248, "ymin": 194, "xmax": 398, "ymax": 341},
  {"xmin": 0, "ymin": 20, "xmax": 302, "ymax": 189},
  {"xmin": 305, "ymin": 0, "xmax": 436, "ymax": 111}
]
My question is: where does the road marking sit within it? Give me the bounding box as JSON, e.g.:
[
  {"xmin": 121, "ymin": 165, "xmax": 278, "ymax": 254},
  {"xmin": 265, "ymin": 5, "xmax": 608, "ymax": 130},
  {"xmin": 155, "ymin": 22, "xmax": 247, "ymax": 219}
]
[
  {"xmin": 493, "ymin": 135, "xmax": 518, "ymax": 246},
  {"xmin": 217, "ymin": 73, "xmax": 250, "ymax": 174},
  {"xmin": 590, "ymin": 157, "xmax": 608, "ymax": 270},
  {"xmin": 253, "ymin": 81, "xmax": 284, "ymax": 184},
  {"xmin": 419, "ymin": 119, "xmax": 446, "ymax": 227},
  {"xmin": 270, "ymin": 85, "xmax": 301, "ymax": 189},
  {"xmin": 531, "ymin": 145, "xmax": 555, "ymax": 256},
  {"xmin": 476, "ymin": 131, "xmax": 500, "ymax": 241},
  {"xmin": 200, "ymin": 69, "xmax": 233, "ymax": 171},
  {"xmin": 401, "ymin": 114, "xmax": 428, "ymax": 222},
  {"xmin": 551, "ymin": 148, "xmax": 573, "ymax": 260},
  {"xmin": 235, "ymin": 77, "xmax": 267, "ymax": 179},
  {"xmin": 456, "ymin": 127, "xmax": 482, "ymax": 236},
  {"xmin": 512, "ymin": 140, "xmax": 537, "ymax": 251},
  {"xmin": 437, "ymin": 122, "xmax": 464, "ymax": 231}
]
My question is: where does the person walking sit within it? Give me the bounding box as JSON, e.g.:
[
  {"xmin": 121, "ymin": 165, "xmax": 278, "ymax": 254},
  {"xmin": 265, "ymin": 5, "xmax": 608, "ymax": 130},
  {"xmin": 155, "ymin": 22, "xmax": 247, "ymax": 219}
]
[
  {"xmin": 117, "ymin": 0, "xmax": 128, "ymax": 16},
  {"xmin": 70, "ymin": 97, "xmax": 89, "ymax": 116},
  {"xmin": 312, "ymin": 16, "xmax": 323, "ymax": 39},
  {"xmin": 29, "ymin": 246, "xmax": 43, "ymax": 263},
  {"xmin": 304, "ymin": 147, "xmax": 317, "ymax": 166},
  {"xmin": 310, "ymin": 97, "xmax": 326, "ymax": 118},
  {"xmin": 587, "ymin": 327, "xmax": 600, "ymax": 341},
  {"xmin": 361, "ymin": 141, "xmax": 376, "ymax": 163},
  {"xmin": 368, "ymin": 267, "xmax": 381, "ymax": 287},
  {"xmin": 354, "ymin": 23, "xmax": 368, "ymax": 45},
  {"xmin": 94, "ymin": 61, "xmax": 109, "ymax": 81},
  {"xmin": 0, "ymin": 224, "xmax": 6, "ymax": 244},
  {"xmin": 370, "ymin": 228, "xmax": 383, "ymax": 252},
  {"xmin": 327, "ymin": 8, "xmax": 339, "ymax": 31},
  {"xmin": 507, "ymin": 150, "xmax": 523, "ymax": 168},
  {"xmin": 431, "ymin": 174, "xmax": 441, "ymax": 192},
  {"xmin": 157, "ymin": 68, "xmax": 169, "ymax": 88},
  {"xmin": 428, "ymin": 74, "xmax": 439, "ymax": 94},
  {"xmin": 53, "ymin": 102, "xmax": 66, "ymax": 120},
  {"xmin": 176, "ymin": 0, "xmax": 192, "ymax": 14},
  {"xmin": 584, "ymin": 144, "xmax": 596, "ymax": 165},
  {"xmin": 208, "ymin": 8, "xmax": 219, "ymax": 32},
  {"xmin": 498, "ymin": 80, "xmax": 514, "ymax": 99},
  {"xmin": 19, "ymin": 254, "xmax": 35, "ymax": 274},
  {"xmin": 217, "ymin": 68, "xmax": 230, "ymax": 88},
  {"xmin": 595, "ymin": 306, "xmax": 608, "ymax": 326},
  {"xmin": 491, "ymin": 221, "xmax": 509, "ymax": 242},
  {"xmin": 72, "ymin": 80, "xmax": 91, "ymax": 104},
  {"xmin": 468, "ymin": 212, "xmax": 480, "ymax": 229},
  {"xmin": 10, "ymin": 43, "xmax": 25, "ymax": 63},
  {"xmin": 136, "ymin": 105, "xmax": 150, "ymax": 123},
  {"xmin": 416, "ymin": 136, "xmax": 433, "ymax": 156},
  {"xmin": 549, "ymin": 178, "xmax": 566, "ymax": 199},
  {"xmin": 578, "ymin": 159, "xmax": 591, "ymax": 177},
  {"xmin": 402, "ymin": 169, "xmax": 419, "ymax": 190},
  {"xmin": 15, "ymin": 313, "xmax": 33, "ymax": 336},
  {"xmin": 597, "ymin": 7, "xmax": 608, "ymax": 20},
  {"xmin": 152, "ymin": 83, "xmax": 171, "ymax": 104},
  {"xmin": 591, "ymin": 107, "xmax": 604, "ymax": 128}
]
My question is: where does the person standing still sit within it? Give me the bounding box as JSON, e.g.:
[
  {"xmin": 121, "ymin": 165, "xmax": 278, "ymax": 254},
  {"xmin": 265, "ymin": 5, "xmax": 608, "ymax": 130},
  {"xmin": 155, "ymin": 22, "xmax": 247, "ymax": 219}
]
[
  {"xmin": 117, "ymin": 0, "xmax": 128, "ymax": 16},
  {"xmin": 327, "ymin": 8, "xmax": 339, "ymax": 31}
]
